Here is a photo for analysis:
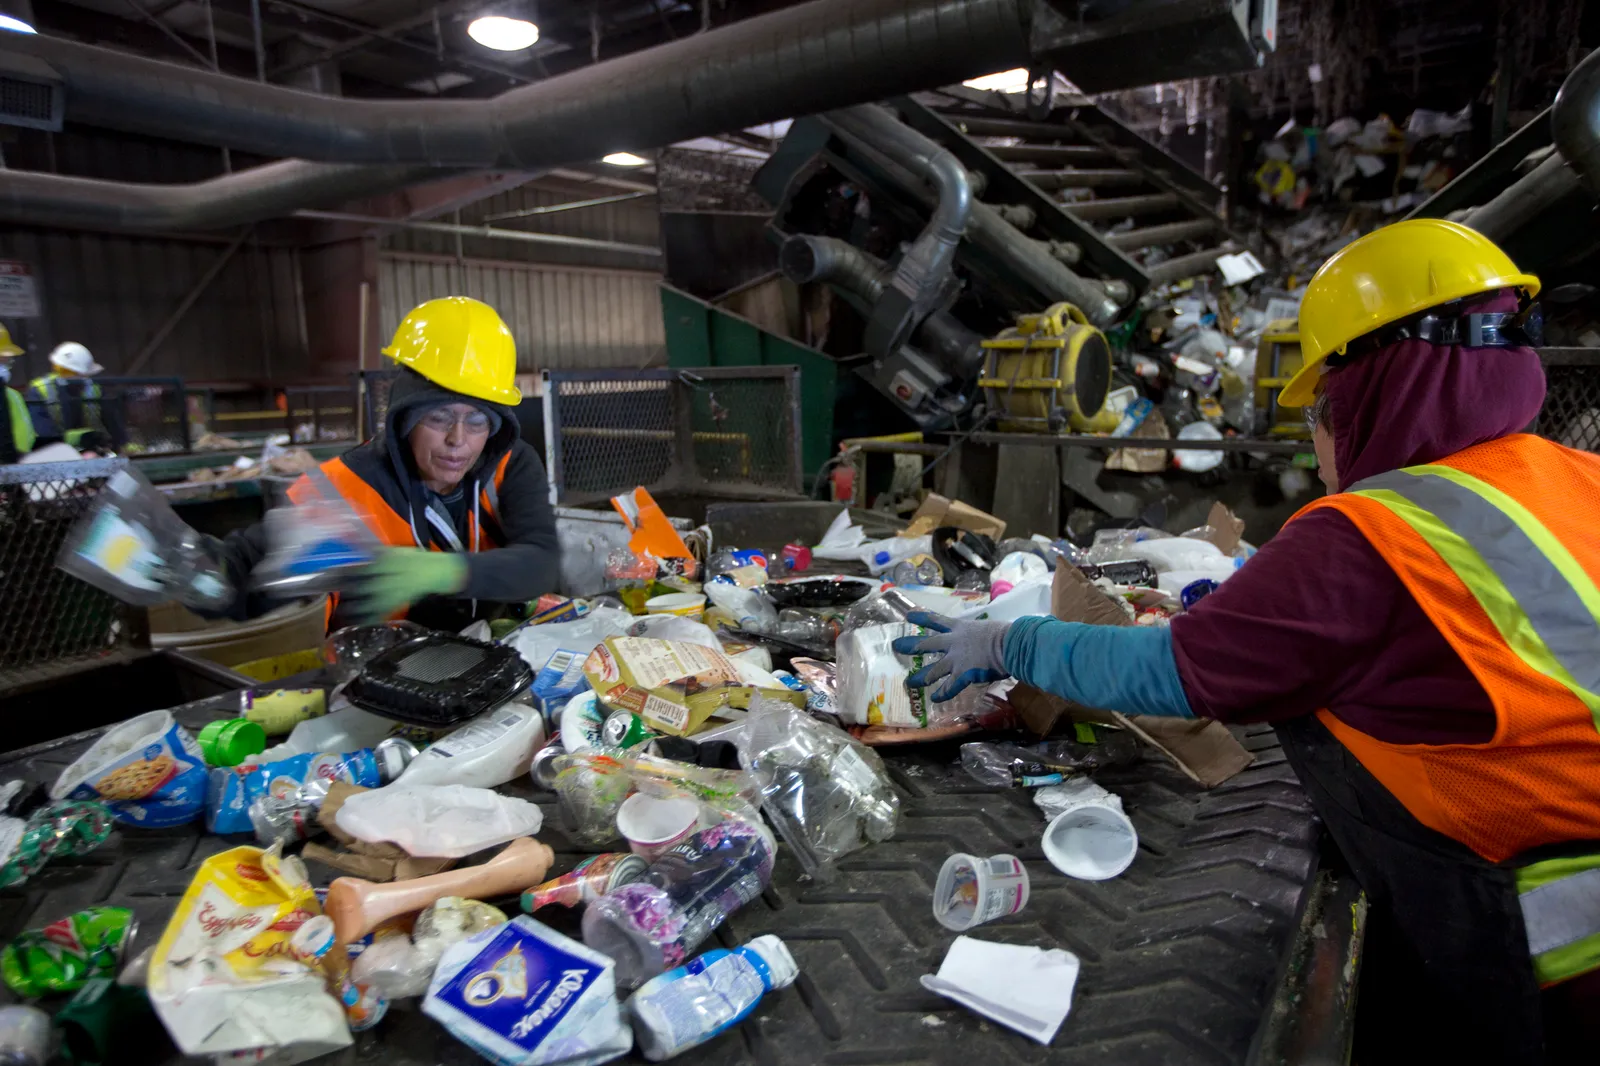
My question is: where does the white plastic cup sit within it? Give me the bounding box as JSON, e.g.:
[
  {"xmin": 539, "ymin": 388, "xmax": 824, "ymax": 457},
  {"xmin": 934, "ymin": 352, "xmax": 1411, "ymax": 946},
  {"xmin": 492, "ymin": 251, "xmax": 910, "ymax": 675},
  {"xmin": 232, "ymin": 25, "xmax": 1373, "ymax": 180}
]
[
  {"xmin": 1042, "ymin": 802, "xmax": 1139, "ymax": 880},
  {"xmin": 644, "ymin": 592, "xmax": 707, "ymax": 620},
  {"xmin": 933, "ymin": 852, "xmax": 1030, "ymax": 931},
  {"xmin": 616, "ymin": 793, "xmax": 700, "ymax": 862}
]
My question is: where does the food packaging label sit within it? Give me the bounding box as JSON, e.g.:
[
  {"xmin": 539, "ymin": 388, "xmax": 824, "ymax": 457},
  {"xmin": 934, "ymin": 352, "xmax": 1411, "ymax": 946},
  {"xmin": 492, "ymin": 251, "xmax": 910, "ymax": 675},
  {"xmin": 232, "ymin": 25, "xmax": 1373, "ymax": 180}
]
[
  {"xmin": 423, "ymin": 916, "xmax": 631, "ymax": 1066},
  {"xmin": 532, "ymin": 649, "xmax": 592, "ymax": 720},
  {"xmin": 207, "ymin": 749, "xmax": 381, "ymax": 834},
  {"xmin": 51, "ymin": 711, "xmax": 207, "ymax": 828},
  {"xmin": 148, "ymin": 845, "xmax": 350, "ymax": 1058},
  {"xmin": 583, "ymin": 638, "xmax": 801, "ymax": 738}
]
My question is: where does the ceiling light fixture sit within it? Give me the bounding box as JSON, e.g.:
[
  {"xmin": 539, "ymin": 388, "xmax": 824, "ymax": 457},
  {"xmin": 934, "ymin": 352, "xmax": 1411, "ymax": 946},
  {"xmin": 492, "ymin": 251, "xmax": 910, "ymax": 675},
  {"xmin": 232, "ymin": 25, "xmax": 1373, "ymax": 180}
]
[
  {"xmin": 962, "ymin": 68, "xmax": 1030, "ymax": 93},
  {"xmin": 467, "ymin": 15, "xmax": 539, "ymax": 51},
  {"xmin": 0, "ymin": 13, "xmax": 35, "ymax": 32},
  {"xmin": 602, "ymin": 152, "xmax": 649, "ymax": 167}
]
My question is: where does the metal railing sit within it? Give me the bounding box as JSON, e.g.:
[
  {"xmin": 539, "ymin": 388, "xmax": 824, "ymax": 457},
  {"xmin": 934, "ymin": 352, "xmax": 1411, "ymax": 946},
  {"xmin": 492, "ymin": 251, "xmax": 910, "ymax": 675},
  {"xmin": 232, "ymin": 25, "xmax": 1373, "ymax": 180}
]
[
  {"xmin": 541, "ymin": 366, "xmax": 804, "ymax": 506},
  {"xmin": 0, "ymin": 457, "xmax": 144, "ymax": 692}
]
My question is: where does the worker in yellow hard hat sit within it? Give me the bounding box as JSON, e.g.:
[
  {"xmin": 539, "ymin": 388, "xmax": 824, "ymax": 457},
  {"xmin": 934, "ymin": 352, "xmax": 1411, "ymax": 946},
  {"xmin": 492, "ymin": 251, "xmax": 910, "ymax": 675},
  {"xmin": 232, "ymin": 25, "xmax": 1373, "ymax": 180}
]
[
  {"xmin": 209, "ymin": 297, "xmax": 561, "ymax": 630},
  {"xmin": 0, "ymin": 325, "xmax": 37, "ymax": 460},
  {"xmin": 897, "ymin": 220, "xmax": 1599, "ymax": 1061}
]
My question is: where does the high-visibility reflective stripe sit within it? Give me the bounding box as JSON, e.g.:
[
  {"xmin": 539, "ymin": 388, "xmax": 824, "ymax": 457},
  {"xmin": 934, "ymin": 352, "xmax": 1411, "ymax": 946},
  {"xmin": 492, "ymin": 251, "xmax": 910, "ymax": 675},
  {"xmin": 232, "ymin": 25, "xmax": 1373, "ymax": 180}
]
[
  {"xmin": 1517, "ymin": 856, "xmax": 1600, "ymax": 984},
  {"xmin": 1352, "ymin": 472, "xmax": 1600, "ymax": 729}
]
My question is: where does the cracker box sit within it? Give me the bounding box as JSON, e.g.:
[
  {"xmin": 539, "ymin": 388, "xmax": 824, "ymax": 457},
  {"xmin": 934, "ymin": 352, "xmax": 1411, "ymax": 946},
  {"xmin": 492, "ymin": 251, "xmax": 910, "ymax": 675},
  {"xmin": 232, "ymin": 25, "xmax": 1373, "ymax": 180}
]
[{"xmin": 582, "ymin": 637, "xmax": 802, "ymax": 738}]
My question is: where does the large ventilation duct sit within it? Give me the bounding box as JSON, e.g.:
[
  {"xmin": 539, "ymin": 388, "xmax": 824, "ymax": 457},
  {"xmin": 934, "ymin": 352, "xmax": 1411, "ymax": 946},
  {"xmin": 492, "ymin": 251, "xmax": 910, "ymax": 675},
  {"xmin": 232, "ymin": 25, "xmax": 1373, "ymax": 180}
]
[
  {"xmin": 1552, "ymin": 46, "xmax": 1600, "ymax": 200},
  {"xmin": 0, "ymin": 161, "xmax": 443, "ymax": 230},
  {"xmin": 0, "ymin": 0, "xmax": 1034, "ymax": 166}
]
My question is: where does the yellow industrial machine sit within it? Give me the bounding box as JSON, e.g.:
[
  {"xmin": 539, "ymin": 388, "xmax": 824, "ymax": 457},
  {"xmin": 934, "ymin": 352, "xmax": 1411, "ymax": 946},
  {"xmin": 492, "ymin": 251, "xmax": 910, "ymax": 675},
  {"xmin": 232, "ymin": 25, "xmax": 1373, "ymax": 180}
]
[
  {"xmin": 979, "ymin": 302, "xmax": 1118, "ymax": 432},
  {"xmin": 1252, "ymin": 318, "xmax": 1308, "ymax": 437}
]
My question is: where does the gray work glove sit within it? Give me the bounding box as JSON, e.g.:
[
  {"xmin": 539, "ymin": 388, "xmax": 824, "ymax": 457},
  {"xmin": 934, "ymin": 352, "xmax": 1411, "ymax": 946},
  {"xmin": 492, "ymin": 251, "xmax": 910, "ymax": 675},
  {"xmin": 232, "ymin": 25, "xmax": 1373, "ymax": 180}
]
[{"xmin": 891, "ymin": 610, "xmax": 1012, "ymax": 702}]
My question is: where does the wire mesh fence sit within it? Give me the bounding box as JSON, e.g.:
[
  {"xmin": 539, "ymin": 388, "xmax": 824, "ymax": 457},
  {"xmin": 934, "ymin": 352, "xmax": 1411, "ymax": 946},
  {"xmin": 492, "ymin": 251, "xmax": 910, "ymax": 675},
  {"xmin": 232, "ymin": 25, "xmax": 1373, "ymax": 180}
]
[
  {"xmin": 0, "ymin": 458, "xmax": 142, "ymax": 692},
  {"xmin": 1537, "ymin": 350, "xmax": 1600, "ymax": 453},
  {"xmin": 542, "ymin": 367, "xmax": 803, "ymax": 505}
]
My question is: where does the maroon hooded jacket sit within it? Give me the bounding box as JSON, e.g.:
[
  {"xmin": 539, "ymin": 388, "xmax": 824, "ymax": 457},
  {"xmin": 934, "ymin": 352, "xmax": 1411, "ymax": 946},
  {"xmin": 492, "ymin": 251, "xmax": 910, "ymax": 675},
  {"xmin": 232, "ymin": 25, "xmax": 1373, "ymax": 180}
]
[{"xmin": 1169, "ymin": 291, "xmax": 1547, "ymax": 743}]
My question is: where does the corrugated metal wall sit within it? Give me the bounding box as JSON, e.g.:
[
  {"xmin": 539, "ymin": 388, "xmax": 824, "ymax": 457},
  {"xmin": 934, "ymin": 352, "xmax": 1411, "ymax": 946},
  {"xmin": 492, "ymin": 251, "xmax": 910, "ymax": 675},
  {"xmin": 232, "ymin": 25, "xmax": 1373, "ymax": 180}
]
[
  {"xmin": 377, "ymin": 253, "xmax": 665, "ymax": 370},
  {"xmin": 0, "ymin": 229, "xmax": 307, "ymax": 383},
  {"xmin": 379, "ymin": 184, "xmax": 661, "ymax": 272}
]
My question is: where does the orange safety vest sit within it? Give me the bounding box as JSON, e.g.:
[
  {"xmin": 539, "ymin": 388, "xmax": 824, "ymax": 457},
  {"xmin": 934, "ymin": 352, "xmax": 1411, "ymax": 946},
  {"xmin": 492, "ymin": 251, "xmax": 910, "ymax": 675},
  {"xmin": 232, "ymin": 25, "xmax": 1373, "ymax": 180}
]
[
  {"xmin": 287, "ymin": 452, "xmax": 513, "ymax": 625},
  {"xmin": 1290, "ymin": 433, "xmax": 1600, "ymax": 864}
]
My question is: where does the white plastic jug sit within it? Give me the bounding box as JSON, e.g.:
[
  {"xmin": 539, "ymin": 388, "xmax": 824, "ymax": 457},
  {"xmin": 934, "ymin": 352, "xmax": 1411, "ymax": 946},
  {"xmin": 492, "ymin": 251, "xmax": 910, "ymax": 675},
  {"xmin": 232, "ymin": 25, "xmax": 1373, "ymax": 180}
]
[{"xmin": 396, "ymin": 702, "xmax": 545, "ymax": 789}]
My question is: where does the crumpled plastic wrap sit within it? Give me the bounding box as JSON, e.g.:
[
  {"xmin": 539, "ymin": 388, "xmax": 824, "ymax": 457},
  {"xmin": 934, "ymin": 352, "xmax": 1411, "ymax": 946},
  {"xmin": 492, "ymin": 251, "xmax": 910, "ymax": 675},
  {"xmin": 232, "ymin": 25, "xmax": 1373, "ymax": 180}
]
[
  {"xmin": 551, "ymin": 750, "xmax": 761, "ymax": 848},
  {"xmin": 736, "ymin": 695, "xmax": 899, "ymax": 881},
  {"xmin": 334, "ymin": 784, "xmax": 544, "ymax": 858}
]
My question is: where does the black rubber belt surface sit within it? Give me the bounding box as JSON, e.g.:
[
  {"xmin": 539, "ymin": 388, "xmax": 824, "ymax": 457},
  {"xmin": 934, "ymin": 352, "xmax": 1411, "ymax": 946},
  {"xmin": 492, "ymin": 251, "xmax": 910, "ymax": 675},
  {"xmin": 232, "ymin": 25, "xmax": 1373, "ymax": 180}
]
[{"xmin": 0, "ymin": 723, "xmax": 1318, "ymax": 1065}]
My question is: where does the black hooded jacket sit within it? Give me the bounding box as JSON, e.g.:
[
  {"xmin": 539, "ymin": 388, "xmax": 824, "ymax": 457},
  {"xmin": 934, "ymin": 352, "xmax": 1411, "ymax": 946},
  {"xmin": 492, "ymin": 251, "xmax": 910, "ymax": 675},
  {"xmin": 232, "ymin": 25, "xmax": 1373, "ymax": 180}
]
[{"xmin": 212, "ymin": 368, "xmax": 561, "ymax": 629}]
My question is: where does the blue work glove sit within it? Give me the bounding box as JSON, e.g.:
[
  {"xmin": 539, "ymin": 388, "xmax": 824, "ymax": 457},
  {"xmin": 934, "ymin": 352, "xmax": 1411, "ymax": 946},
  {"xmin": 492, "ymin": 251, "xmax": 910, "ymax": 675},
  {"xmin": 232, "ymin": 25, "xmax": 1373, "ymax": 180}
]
[
  {"xmin": 891, "ymin": 610, "xmax": 1012, "ymax": 702},
  {"xmin": 1003, "ymin": 616, "xmax": 1194, "ymax": 718}
]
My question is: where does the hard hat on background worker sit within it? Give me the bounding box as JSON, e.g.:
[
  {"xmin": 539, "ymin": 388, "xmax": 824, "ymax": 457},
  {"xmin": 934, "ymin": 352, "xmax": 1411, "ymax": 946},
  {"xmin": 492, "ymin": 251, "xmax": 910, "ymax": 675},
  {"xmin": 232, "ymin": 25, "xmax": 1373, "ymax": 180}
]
[
  {"xmin": 381, "ymin": 296, "xmax": 521, "ymax": 406},
  {"xmin": 49, "ymin": 342, "xmax": 104, "ymax": 377},
  {"xmin": 0, "ymin": 326, "xmax": 21, "ymax": 359},
  {"xmin": 1280, "ymin": 218, "xmax": 1540, "ymax": 407}
]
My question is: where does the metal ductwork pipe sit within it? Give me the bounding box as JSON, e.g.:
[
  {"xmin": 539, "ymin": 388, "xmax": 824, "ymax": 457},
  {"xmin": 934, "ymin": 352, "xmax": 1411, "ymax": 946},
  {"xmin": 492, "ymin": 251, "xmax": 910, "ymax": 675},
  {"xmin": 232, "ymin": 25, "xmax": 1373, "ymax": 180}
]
[
  {"xmin": 1464, "ymin": 153, "xmax": 1587, "ymax": 245},
  {"xmin": 0, "ymin": 0, "xmax": 1033, "ymax": 166},
  {"xmin": 781, "ymin": 233, "xmax": 985, "ymax": 374},
  {"xmin": 0, "ymin": 161, "xmax": 443, "ymax": 230},
  {"xmin": 1552, "ymin": 46, "xmax": 1600, "ymax": 200},
  {"xmin": 827, "ymin": 105, "xmax": 972, "ymax": 358},
  {"xmin": 819, "ymin": 106, "xmax": 1123, "ymax": 327}
]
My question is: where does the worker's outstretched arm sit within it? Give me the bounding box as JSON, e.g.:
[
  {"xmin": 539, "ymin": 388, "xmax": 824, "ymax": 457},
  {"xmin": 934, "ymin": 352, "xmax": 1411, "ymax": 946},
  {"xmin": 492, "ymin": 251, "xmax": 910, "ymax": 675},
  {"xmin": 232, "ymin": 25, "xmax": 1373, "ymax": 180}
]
[
  {"xmin": 892, "ymin": 611, "xmax": 1192, "ymax": 717},
  {"xmin": 1005, "ymin": 617, "xmax": 1194, "ymax": 718}
]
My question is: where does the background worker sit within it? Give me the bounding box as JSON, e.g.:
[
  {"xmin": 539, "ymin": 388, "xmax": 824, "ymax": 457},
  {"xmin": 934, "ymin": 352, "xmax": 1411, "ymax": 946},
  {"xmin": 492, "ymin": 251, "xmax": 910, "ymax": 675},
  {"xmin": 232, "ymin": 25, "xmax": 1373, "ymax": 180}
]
[
  {"xmin": 0, "ymin": 326, "xmax": 37, "ymax": 462},
  {"xmin": 897, "ymin": 220, "xmax": 1600, "ymax": 1064},
  {"xmin": 27, "ymin": 341, "xmax": 116, "ymax": 450},
  {"xmin": 209, "ymin": 296, "xmax": 561, "ymax": 630}
]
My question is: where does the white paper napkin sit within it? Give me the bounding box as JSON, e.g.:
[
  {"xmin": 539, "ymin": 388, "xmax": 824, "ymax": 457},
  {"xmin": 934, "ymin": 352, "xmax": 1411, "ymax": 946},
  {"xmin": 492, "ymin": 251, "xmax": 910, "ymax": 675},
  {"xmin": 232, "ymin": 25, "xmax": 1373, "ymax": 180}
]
[{"xmin": 920, "ymin": 936, "xmax": 1081, "ymax": 1044}]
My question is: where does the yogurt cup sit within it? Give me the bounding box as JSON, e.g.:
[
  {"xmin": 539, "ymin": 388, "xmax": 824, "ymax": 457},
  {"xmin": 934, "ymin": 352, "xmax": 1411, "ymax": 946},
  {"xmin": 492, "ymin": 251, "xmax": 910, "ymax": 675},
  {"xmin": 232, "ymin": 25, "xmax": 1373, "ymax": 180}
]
[
  {"xmin": 933, "ymin": 852, "xmax": 1030, "ymax": 931},
  {"xmin": 1042, "ymin": 802, "xmax": 1138, "ymax": 880},
  {"xmin": 644, "ymin": 593, "xmax": 707, "ymax": 620}
]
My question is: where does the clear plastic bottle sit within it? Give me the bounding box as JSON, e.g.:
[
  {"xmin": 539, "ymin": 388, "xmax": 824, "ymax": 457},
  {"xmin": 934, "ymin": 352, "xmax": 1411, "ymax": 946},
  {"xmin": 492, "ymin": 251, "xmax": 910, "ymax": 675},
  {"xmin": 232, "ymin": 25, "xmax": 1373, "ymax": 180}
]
[
  {"xmin": 888, "ymin": 557, "xmax": 943, "ymax": 587},
  {"xmin": 625, "ymin": 935, "xmax": 798, "ymax": 1061}
]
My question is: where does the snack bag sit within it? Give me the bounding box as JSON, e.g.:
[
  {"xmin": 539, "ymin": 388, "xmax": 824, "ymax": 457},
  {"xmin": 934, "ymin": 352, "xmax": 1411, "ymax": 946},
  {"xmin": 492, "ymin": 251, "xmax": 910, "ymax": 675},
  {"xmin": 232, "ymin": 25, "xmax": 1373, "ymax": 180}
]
[
  {"xmin": 583, "ymin": 637, "xmax": 802, "ymax": 738},
  {"xmin": 50, "ymin": 711, "xmax": 207, "ymax": 828},
  {"xmin": 148, "ymin": 845, "xmax": 350, "ymax": 1059},
  {"xmin": 207, "ymin": 749, "xmax": 383, "ymax": 834}
]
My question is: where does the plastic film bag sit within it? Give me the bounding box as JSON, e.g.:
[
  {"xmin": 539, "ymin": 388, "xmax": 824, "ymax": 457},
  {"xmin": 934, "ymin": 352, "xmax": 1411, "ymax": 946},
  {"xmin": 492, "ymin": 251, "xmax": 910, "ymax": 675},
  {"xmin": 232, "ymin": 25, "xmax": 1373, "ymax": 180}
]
[
  {"xmin": 334, "ymin": 784, "xmax": 544, "ymax": 858},
  {"xmin": 551, "ymin": 750, "xmax": 761, "ymax": 848},
  {"xmin": 736, "ymin": 695, "xmax": 899, "ymax": 881}
]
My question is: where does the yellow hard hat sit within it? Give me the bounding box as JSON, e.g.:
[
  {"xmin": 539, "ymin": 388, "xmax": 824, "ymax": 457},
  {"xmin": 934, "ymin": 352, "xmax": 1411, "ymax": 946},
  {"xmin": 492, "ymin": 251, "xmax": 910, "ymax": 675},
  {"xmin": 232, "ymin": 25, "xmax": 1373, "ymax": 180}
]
[
  {"xmin": 382, "ymin": 297, "xmax": 521, "ymax": 405},
  {"xmin": 1280, "ymin": 219, "xmax": 1540, "ymax": 406},
  {"xmin": 0, "ymin": 325, "xmax": 21, "ymax": 359}
]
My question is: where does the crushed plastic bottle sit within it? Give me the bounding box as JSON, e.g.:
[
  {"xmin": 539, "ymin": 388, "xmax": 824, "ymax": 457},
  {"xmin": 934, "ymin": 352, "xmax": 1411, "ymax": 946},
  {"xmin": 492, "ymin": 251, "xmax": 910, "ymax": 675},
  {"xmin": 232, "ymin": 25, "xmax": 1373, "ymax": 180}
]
[
  {"xmin": 625, "ymin": 935, "xmax": 798, "ymax": 1061},
  {"xmin": 959, "ymin": 731, "xmax": 1142, "ymax": 788}
]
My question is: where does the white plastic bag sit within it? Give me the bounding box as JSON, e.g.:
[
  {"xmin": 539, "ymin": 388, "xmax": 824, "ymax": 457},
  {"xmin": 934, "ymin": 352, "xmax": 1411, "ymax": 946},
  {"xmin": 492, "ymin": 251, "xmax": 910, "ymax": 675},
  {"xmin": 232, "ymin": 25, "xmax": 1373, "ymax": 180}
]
[
  {"xmin": 334, "ymin": 784, "xmax": 544, "ymax": 858},
  {"xmin": 510, "ymin": 605, "xmax": 633, "ymax": 677}
]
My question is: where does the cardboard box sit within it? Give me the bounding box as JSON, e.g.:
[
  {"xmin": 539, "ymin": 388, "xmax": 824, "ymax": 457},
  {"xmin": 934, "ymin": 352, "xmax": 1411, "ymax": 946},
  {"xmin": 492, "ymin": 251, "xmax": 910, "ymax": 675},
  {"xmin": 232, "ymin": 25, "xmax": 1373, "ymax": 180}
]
[
  {"xmin": 902, "ymin": 493, "xmax": 1007, "ymax": 539},
  {"xmin": 584, "ymin": 636, "xmax": 803, "ymax": 737}
]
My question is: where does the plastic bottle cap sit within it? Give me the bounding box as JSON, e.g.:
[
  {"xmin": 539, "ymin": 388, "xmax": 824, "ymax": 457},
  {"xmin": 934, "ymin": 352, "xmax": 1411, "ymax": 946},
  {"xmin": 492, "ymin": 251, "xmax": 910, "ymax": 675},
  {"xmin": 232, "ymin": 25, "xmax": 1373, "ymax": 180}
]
[
  {"xmin": 197, "ymin": 718, "xmax": 268, "ymax": 767},
  {"xmin": 743, "ymin": 934, "xmax": 798, "ymax": 990},
  {"xmin": 873, "ymin": 551, "xmax": 891, "ymax": 565}
]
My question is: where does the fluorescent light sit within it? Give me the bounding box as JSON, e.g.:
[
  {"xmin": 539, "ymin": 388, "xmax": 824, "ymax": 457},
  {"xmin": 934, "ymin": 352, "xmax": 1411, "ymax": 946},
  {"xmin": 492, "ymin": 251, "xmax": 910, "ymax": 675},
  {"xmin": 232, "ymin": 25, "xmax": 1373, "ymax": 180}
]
[
  {"xmin": 467, "ymin": 15, "xmax": 538, "ymax": 51},
  {"xmin": 963, "ymin": 68, "xmax": 1030, "ymax": 93},
  {"xmin": 602, "ymin": 152, "xmax": 649, "ymax": 167},
  {"xmin": 0, "ymin": 14, "xmax": 35, "ymax": 32}
]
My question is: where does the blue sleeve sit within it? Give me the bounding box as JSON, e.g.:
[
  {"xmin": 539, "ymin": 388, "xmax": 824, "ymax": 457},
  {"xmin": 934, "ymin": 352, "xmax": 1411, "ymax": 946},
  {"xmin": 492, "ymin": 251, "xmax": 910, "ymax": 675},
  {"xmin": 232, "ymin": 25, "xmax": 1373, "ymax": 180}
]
[{"xmin": 1003, "ymin": 616, "xmax": 1194, "ymax": 718}]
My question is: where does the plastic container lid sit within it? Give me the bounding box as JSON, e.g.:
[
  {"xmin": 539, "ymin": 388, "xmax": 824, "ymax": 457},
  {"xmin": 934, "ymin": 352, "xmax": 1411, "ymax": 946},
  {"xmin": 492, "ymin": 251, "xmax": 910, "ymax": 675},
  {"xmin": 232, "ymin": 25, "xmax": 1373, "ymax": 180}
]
[
  {"xmin": 197, "ymin": 718, "xmax": 267, "ymax": 767},
  {"xmin": 743, "ymin": 934, "xmax": 799, "ymax": 990},
  {"xmin": 1041, "ymin": 803, "xmax": 1139, "ymax": 880}
]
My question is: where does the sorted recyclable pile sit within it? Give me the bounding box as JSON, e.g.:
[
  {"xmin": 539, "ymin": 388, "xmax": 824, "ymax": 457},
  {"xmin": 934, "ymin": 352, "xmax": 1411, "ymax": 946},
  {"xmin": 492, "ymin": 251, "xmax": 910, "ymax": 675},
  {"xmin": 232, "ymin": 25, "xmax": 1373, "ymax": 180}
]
[{"xmin": 2, "ymin": 479, "xmax": 1275, "ymax": 1063}]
